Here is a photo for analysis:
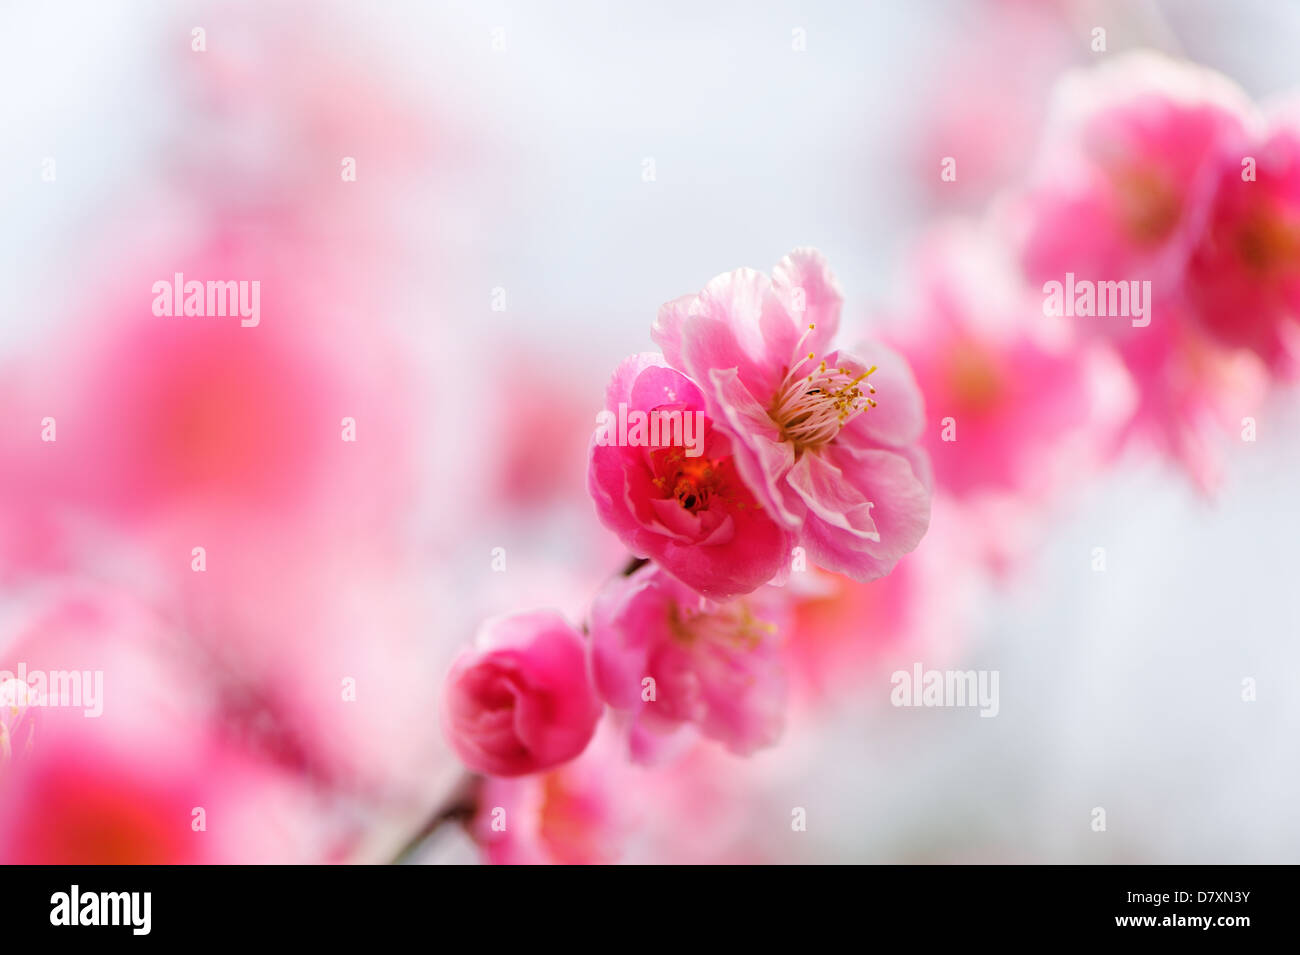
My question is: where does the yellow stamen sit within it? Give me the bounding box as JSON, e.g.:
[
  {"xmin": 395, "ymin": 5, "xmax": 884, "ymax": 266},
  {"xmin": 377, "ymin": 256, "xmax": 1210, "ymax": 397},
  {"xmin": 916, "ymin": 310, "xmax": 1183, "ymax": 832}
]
[{"xmin": 768, "ymin": 324, "xmax": 879, "ymax": 452}]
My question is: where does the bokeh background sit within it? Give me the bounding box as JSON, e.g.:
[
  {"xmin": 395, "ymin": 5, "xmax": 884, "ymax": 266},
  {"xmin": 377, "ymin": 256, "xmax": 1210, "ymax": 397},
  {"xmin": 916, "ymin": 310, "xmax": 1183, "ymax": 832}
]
[{"xmin": 1, "ymin": 0, "xmax": 1297, "ymax": 863}]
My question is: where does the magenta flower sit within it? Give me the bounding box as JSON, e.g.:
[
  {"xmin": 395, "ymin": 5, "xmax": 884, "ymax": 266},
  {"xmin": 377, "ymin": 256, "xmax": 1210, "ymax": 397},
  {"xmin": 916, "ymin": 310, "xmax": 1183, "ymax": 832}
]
[
  {"xmin": 588, "ymin": 353, "xmax": 792, "ymax": 599},
  {"xmin": 472, "ymin": 721, "xmax": 636, "ymax": 865},
  {"xmin": 651, "ymin": 249, "xmax": 931, "ymax": 582},
  {"xmin": 471, "ymin": 719, "xmax": 764, "ymax": 864},
  {"xmin": 1186, "ymin": 114, "xmax": 1300, "ymax": 377},
  {"xmin": 887, "ymin": 224, "xmax": 1107, "ymax": 504},
  {"xmin": 441, "ymin": 611, "xmax": 602, "ymax": 778},
  {"xmin": 589, "ymin": 564, "xmax": 787, "ymax": 757},
  {"xmin": 1012, "ymin": 51, "xmax": 1255, "ymax": 291},
  {"xmin": 1007, "ymin": 52, "xmax": 1270, "ymax": 490},
  {"xmin": 0, "ymin": 721, "xmax": 320, "ymax": 864}
]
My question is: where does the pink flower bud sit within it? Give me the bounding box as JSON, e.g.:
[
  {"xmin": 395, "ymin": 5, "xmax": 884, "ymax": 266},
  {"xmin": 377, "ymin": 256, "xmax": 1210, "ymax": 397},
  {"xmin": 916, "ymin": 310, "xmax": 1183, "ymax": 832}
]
[{"xmin": 442, "ymin": 611, "xmax": 602, "ymax": 777}]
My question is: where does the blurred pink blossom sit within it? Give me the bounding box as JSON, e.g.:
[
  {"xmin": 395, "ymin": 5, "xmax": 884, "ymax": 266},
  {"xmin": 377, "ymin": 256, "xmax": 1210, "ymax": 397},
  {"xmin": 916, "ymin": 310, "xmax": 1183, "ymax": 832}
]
[
  {"xmin": 1185, "ymin": 109, "xmax": 1300, "ymax": 377},
  {"xmin": 0, "ymin": 726, "xmax": 323, "ymax": 864},
  {"xmin": 472, "ymin": 721, "xmax": 772, "ymax": 865},
  {"xmin": 1008, "ymin": 52, "xmax": 1271, "ymax": 490},
  {"xmin": 783, "ymin": 500, "xmax": 980, "ymax": 705},
  {"xmin": 472, "ymin": 721, "xmax": 636, "ymax": 865},
  {"xmin": 1013, "ymin": 51, "xmax": 1255, "ymax": 291},
  {"xmin": 0, "ymin": 584, "xmax": 331, "ymax": 863},
  {"xmin": 784, "ymin": 566, "xmax": 917, "ymax": 704},
  {"xmin": 889, "ymin": 224, "xmax": 1109, "ymax": 504}
]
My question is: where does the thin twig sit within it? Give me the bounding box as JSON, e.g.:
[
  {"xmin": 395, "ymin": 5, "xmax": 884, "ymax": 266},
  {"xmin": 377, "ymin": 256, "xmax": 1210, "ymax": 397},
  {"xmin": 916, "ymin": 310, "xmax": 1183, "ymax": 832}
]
[{"xmin": 389, "ymin": 773, "xmax": 483, "ymax": 864}]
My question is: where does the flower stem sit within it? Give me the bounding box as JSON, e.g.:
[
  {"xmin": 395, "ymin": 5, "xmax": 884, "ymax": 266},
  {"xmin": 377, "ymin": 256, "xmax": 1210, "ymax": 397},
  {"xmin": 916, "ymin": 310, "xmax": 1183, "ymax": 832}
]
[{"xmin": 389, "ymin": 773, "xmax": 483, "ymax": 864}]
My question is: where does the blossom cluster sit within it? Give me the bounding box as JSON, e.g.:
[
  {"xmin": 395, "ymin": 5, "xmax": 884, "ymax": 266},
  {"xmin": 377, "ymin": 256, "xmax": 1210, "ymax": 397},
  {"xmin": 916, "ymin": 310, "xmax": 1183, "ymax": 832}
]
[
  {"xmin": 444, "ymin": 247, "xmax": 934, "ymax": 778},
  {"xmin": 441, "ymin": 51, "xmax": 1300, "ymax": 863},
  {"xmin": 3, "ymin": 25, "xmax": 1292, "ymax": 866}
]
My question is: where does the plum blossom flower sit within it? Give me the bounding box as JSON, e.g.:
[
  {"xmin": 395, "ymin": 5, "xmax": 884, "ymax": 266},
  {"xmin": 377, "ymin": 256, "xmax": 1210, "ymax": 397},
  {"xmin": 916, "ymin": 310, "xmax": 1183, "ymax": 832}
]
[
  {"xmin": 651, "ymin": 249, "xmax": 931, "ymax": 582},
  {"xmin": 441, "ymin": 611, "xmax": 602, "ymax": 777},
  {"xmin": 1012, "ymin": 51, "xmax": 1256, "ymax": 292},
  {"xmin": 472, "ymin": 721, "xmax": 637, "ymax": 865},
  {"xmin": 1103, "ymin": 302, "xmax": 1266, "ymax": 493},
  {"xmin": 588, "ymin": 354, "xmax": 792, "ymax": 599},
  {"xmin": 1185, "ymin": 110, "xmax": 1300, "ymax": 377},
  {"xmin": 880, "ymin": 222, "xmax": 1138, "ymax": 564},
  {"xmin": 0, "ymin": 583, "xmax": 334, "ymax": 863},
  {"xmin": 473, "ymin": 717, "xmax": 774, "ymax": 867},
  {"xmin": 0, "ymin": 726, "xmax": 323, "ymax": 864},
  {"xmin": 1007, "ymin": 52, "xmax": 1269, "ymax": 490},
  {"xmin": 472, "ymin": 721, "xmax": 767, "ymax": 864},
  {"xmin": 588, "ymin": 564, "xmax": 788, "ymax": 757},
  {"xmin": 887, "ymin": 223, "xmax": 1108, "ymax": 504}
]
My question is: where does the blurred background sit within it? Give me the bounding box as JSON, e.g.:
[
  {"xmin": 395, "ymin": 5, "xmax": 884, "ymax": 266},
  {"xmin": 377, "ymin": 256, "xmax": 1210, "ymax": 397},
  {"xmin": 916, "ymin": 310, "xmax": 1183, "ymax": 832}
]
[{"xmin": 1, "ymin": 0, "xmax": 1297, "ymax": 863}]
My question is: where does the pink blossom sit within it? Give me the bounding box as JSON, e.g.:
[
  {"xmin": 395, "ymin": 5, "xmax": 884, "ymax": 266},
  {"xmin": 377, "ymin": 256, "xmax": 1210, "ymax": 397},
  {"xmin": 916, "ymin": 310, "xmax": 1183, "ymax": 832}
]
[
  {"xmin": 0, "ymin": 731, "xmax": 218, "ymax": 864},
  {"xmin": 1013, "ymin": 52, "xmax": 1255, "ymax": 291},
  {"xmin": 473, "ymin": 721, "xmax": 636, "ymax": 865},
  {"xmin": 887, "ymin": 224, "xmax": 1106, "ymax": 504},
  {"xmin": 785, "ymin": 567, "xmax": 916, "ymax": 704},
  {"xmin": 0, "ymin": 585, "xmax": 330, "ymax": 863},
  {"xmin": 473, "ymin": 721, "xmax": 766, "ymax": 864},
  {"xmin": 783, "ymin": 502, "xmax": 979, "ymax": 706},
  {"xmin": 0, "ymin": 223, "xmax": 417, "ymax": 593},
  {"xmin": 1185, "ymin": 111, "xmax": 1300, "ymax": 377},
  {"xmin": 441, "ymin": 611, "xmax": 602, "ymax": 777},
  {"xmin": 588, "ymin": 564, "xmax": 788, "ymax": 757},
  {"xmin": 651, "ymin": 249, "xmax": 931, "ymax": 582},
  {"xmin": 213, "ymin": 567, "xmax": 462, "ymax": 801},
  {"xmin": 1104, "ymin": 303, "xmax": 1265, "ymax": 493},
  {"xmin": 588, "ymin": 353, "xmax": 793, "ymax": 599},
  {"xmin": 0, "ymin": 582, "xmax": 343, "ymax": 860},
  {"xmin": 1007, "ymin": 53, "xmax": 1269, "ymax": 490},
  {"xmin": 0, "ymin": 727, "xmax": 324, "ymax": 864},
  {"xmin": 490, "ymin": 346, "xmax": 607, "ymax": 512}
]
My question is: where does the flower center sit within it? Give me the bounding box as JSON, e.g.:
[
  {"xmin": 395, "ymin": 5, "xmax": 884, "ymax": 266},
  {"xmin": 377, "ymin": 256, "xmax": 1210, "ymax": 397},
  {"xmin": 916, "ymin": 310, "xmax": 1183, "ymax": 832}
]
[
  {"xmin": 651, "ymin": 449, "xmax": 720, "ymax": 513},
  {"xmin": 1108, "ymin": 163, "xmax": 1183, "ymax": 246},
  {"xmin": 768, "ymin": 324, "xmax": 877, "ymax": 452},
  {"xmin": 946, "ymin": 341, "xmax": 1004, "ymax": 415},
  {"xmin": 667, "ymin": 600, "xmax": 775, "ymax": 650},
  {"xmin": 1237, "ymin": 209, "xmax": 1300, "ymax": 276}
]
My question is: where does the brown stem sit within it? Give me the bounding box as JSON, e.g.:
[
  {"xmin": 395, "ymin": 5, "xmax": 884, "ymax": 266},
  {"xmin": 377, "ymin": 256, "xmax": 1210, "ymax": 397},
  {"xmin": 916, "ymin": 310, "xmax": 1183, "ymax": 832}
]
[{"xmin": 388, "ymin": 773, "xmax": 483, "ymax": 864}]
